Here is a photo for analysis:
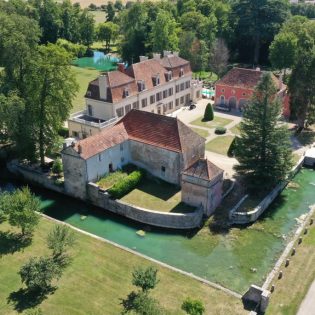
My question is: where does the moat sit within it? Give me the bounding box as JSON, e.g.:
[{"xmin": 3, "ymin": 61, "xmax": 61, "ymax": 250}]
[{"xmin": 1, "ymin": 168, "xmax": 315, "ymax": 294}]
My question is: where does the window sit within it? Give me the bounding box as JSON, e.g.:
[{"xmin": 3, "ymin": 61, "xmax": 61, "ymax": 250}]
[
  {"xmin": 116, "ymin": 107, "xmax": 124, "ymax": 117},
  {"xmin": 137, "ymin": 80, "xmax": 145, "ymax": 92},
  {"xmin": 87, "ymin": 104, "xmax": 93, "ymax": 116},
  {"xmin": 156, "ymin": 92, "xmax": 162, "ymax": 102},
  {"xmin": 163, "ymin": 90, "xmax": 168, "ymax": 99},
  {"xmin": 176, "ymin": 98, "xmax": 179, "ymax": 107},
  {"xmin": 196, "ymin": 91, "xmax": 200, "ymax": 98},
  {"xmin": 86, "ymin": 91, "xmax": 91, "ymax": 97},
  {"xmin": 123, "ymin": 88, "xmax": 129, "ymax": 98},
  {"xmin": 185, "ymin": 81, "xmax": 190, "ymax": 89},
  {"xmin": 175, "ymin": 85, "xmax": 180, "ymax": 93},
  {"xmin": 125, "ymin": 104, "xmax": 131, "ymax": 114},
  {"xmin": 141, "ymin": 98, "xmax": 147, "ymax": 108},
  {"xmin": 72, "ymin": 131, "xmax": 79, "ymax": 138},
  {"xmin": 180, "ymin": 83, "xmax": 185, "ymax": 91},
  {"xmin": 165, "ymin": 71, "xmax": 172, "ymax": 81},
  {"xmin": 180, "ymin": 96, "xmax": 184, "ymax": 104},
  {"xmin": 168, "ymin": 101, "xmax": 173, "ymax": 110},
  {"xmin": 242, "ymin": 92, "xmax": 246, "ymax": 96},
  {"xmin": 185, "ymin": 94, "xmax": 190, "ymax": 104},
  {"xmin": 121, "ymin": 157, "xmax": 125, "ymax": 163},
  {"xmin": 180, "ymin": 68, "xmax": 184, "ymax": 77},
  {"xmin": 98, "ymin": 154, "xmax": 102, "ymax": 162},
  {"xmin": 120, "ymin": 143, "xmax": 124, "ymax": 151},
  {"xmin": 152, "ymin": 75, "xmax": 160, "ymax": 86},
  {"xmin": 161, "ymin": 166, "xmax": 166, "ymax": 175},
  {"xmin": 109, "ymin": 163, "xmax": 113, "ymax": 172},
  {"xmin": 221, "ymin": 88, "xmax": 225, "ymax": 93},
  {"xmin": 168, "ymin": 88, "xmax": 173, "ymax": 96},
  {"xmin": 150, "ymin": 95, "xmax": 155, "ymax": 104},
  {"xmin": 220, "ymin": 95, "xmax": 225, "ymax": 105},
  {"xmin": 132, "ymin": 101, "xmax": 139, "ymax": 109}
]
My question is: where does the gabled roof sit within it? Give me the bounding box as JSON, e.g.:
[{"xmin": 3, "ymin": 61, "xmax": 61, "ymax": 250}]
[
  {"xmin": 183, "ymin": 159, "xmax": 223, "ymax": 181},
  {"xmin": 216, "ymin": 68, "xmax": 281, "ymax": 90},
  {"xmin": 71, "ymin": 110, "xmax": 205, "ymax": 160},
  {"xmin": 160, "ymin": 54, "xmax": 190, "ymax": 69}
]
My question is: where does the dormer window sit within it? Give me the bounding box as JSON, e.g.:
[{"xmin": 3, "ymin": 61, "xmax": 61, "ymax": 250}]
[
  {"xmin": 137, "ymin": 80, "xmax": 145, "ymax": 92},
  {"xmin": 165, "ymin": 71, "xmax": 172, "ymax": 81},
  {"xmin": 152, "ymin": 74, "xmax": 160, "ymax": 86},
  {"xmin": 123, "ymin": 88, "xmax": 130, "ymax": 98},
  {"xmin": 179, "ymin": 68, "xmax": 184, "ymax": 77}
]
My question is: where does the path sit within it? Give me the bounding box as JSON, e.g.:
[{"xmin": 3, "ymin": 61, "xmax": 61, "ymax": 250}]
[{"xmin": 297, "ymin": 279, "xmax": 315, "ymax": 315}]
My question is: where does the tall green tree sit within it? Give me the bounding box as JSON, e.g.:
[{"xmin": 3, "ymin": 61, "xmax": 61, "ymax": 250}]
[
  {"xmin": 25, "ymin": 44, "xmax": 78, "ymax": 165},
  {"xmin": 234, "ymin": 73, "xmax": 293, "ymax": 190},
  {"xmin": 233, "ymin": 0, "xmax": 290, "ymax": 64},
  {"xmin": 97, "ymin": 21, "xmax": 119, "ymax": 51},
  {"xmin": 132, "ymin": 266, "xmax": 159, "ymax": 293},
  {"xmin": 150, "ymin": 10, "xmax": 179, "ymax": 53},
  {"xmin": 106, "ymin": 1, "xmax": 115, "ymax": 21},
  {"xmin": 78, "ymin": 9, "xmax": 95, "ymax": 47}
]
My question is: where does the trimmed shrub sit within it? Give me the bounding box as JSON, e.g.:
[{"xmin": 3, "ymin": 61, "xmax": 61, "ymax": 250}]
[
  {"xmin": 52, "ymin": 158, "xmax": 63, "ymax": 175},
  {"xmin": 227, "ymin": 136, "xmax": 238, "ymax": 157},
  {"xmin": 182, "ymin": 297, "xmax": 205, "ymax": 315},
  {"xmin": 203, "ymin": 103, "xmax": 214, "ymax": 121},
  {"xmin": 108, "ymin": 170, "xmax": 144, "ymax": 199},
  {"xmin": 214, "ymin": 127, "xmax": 227, "ymax": 135}
]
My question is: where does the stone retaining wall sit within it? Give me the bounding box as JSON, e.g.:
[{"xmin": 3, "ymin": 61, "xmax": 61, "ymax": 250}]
[
  {"xmin": 230, "ymin": 156, "xmax": 305, "ymax": 225},
  {"xmin": 87, "ymin": 182, "xmax": 203, "ymax": 229}
]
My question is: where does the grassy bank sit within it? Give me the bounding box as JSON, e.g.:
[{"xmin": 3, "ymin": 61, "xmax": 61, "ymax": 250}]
[
  {"xmin": 266, "ymin": 218, "xmax": 315, "ymax": 315},
  {"xmin": 0, "ymin": 218, "xmax": 245, "ymax": 315}
]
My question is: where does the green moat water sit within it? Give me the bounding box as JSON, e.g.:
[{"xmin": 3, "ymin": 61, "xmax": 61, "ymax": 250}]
[{"xmin": 1, "ymin": 168, "xmax": 315, "ymax": 293}]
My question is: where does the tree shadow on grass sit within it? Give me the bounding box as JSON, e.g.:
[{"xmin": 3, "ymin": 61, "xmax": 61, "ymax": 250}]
[
  {"xmin": 0, "ymin": 231, "xmax": 32, "ymax": 256},
  {"xmin": 7, "ymin": 287, "xmax": 56, "ymax": 313}
]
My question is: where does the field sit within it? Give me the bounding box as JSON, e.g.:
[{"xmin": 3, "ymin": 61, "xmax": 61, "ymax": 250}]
[
  {"xmin": 191, "ymin": 116, "xmax": 232, "ymax": 129},
  {"xmin": 0, "ymin": 218, "xmax": 246, "ymax": 315},
  {"xmin": 71, "ymin": 66, "xmax": 99, "ymax": 113}
]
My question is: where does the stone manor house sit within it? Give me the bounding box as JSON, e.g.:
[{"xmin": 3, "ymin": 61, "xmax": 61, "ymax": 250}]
[
  {"xmin": 69, "ymin": 52, "xmax": 203, "ymax": 139},
  {"xmin": 62, "ymin": 110, "xmax": 224, "ymax": 217}
]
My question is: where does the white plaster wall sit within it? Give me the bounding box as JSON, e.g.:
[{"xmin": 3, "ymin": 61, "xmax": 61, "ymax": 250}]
[{"xmin": 85, "ymin": 141, "xmax": 130, "ymax": 182}]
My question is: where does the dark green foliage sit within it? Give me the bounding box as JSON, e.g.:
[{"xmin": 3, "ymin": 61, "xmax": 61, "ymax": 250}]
[
  {"xmin": 0, "ymin": 187, "xmax": 40, "ymax": 237},
  {"xmin": 132, "ymin": 266, "xmax": 159, "ymax": 293},
  {"xmin": 52, "ymin": 158, "xmax": 63, "ymax": 175},
  {"xmin": 108, "ymin": 170, "xmax": 144, "ymax": 199},
  {"xmin": 58, "ymin": 126, "xmax": 69, "ymax": 138},
  {"xmin": 182, "ymin": 297, "xmax": 205, "ymax": 315},
  {"xmin": 234, "ymin": 73, "xmax": 293, "ymax": 191},
  {"xmin": 227, "ymin": 137, "xmax": 238, "ymax": 158},
  {"xmin": 19, "ymin": 256, "xmax": 62, "ymax": 293},
  {"xmin": 203, "ymin": 103, "xmax": 214, "ymax": 121},
  {"xmin": 214, "ymin": 127, "xmax": 226, "ymax": 135}
]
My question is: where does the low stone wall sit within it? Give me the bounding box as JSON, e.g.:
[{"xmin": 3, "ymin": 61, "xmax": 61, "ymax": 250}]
[
  {"xmin": 7, "ymin": 160, "xmax": 65, "ymax": 194},
  {"xmin": 87, "ymin": 182, "xmax": 203, "ymax": 229},
  {"xmin": 230, "ymin": 156, "xmax": 305, "ymax": 225}
]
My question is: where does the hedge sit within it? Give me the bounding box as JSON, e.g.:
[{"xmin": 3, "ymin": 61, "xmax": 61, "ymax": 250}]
[
  {"xmin": 108, "ymin": 170, "xmax": 144, "ymax": 199},
  {"xmin": 214, "ymin": 127, "xmax": 227, "ymax": 135}
]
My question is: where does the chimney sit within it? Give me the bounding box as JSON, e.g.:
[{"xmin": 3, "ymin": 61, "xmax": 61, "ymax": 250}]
[
  {"xmin": 153, "ymin": 53, "xmax": 161, "ymax": 60},
  {"xmin": 117, "ymin": 63, "xmax": 125, "ymax": 73},
  {"xmin": 98, "ymin": 74, "xmax": 108, "ymax": 101},
  {"xmin": 139, "ymin": 56, "xmax": 148, "ymax": 62},
  {"xmin": 163, "ymin": 50, "xmax": 171, "ymax": 57},
  {"xmin": 78, "ymin": 144, "xmax": 82, "ymax": 154},
  {"xmin": 173, "ymin": 51, "xmax": 179, "ymax": 57}
]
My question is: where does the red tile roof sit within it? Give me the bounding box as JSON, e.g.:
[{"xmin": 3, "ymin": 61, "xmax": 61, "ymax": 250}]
[
  {"xmin": 216, "ymin": 68, "xmax": 281, "ymax": 90},
  {"xmin": 72, "ymin": 110, "xmax": 204, "ymax": 160},
  {"xmin": 183, "ymin": 158, "xmax": 223, "ymax": 181}
]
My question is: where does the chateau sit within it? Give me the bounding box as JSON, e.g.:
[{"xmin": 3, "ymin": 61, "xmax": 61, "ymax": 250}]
[{"xmin": 68, "ymin": 52, "xmax": 202, "ymax": 139}]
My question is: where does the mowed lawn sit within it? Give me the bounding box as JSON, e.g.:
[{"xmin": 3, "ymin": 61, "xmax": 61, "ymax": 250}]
[
  {"xmin": 0, "ymin": 219, "xmax": 246, "ymax": 315},
  {"xmin": 205, "ymin": 135, "xmax": 235, "ymax": 155},
  {"xmin": 71, "ymin": 66, "xmax": 100, "ymax": 113},
  {"xmin": 192, "ymin": 127, "xmax": 209, "ymax": 138},
  {"xmin": 121, "ymin": 177, "xmax": 195, "ymax": 213},
  {"xmin": 266, "ymin": 221, "xmax": 315, "ymax": 315},
  {"xmin": 190, "ymin": 115, "xmax": 232, "ymax": 129}
]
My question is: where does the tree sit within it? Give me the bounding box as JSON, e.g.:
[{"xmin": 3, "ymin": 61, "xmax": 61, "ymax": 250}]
[
  {"xmin": 4, "ymin": 187, "xmax": 40, "ymax": 237},
  {"xmin": 233, "ymin": 0, "xmax": 290, "ymax": 64},
  {"xmin": 97, "ymin": 21, "xmax": 119, "ymax": 51},
  {"xmin": 106, "ymin": 1, "xmax": 115, "ymax": 21},
  {"xmin": 150, "ymin": 10, "xmax": 178, "ymax": 53},
  {"xmin": 181, "ymin": 297, "xmax": 205, "ymax": 315},
  {"xmin": 46, "ymin": 225, "xmax": 75, "ymax": 261},
  {"xmin": 234, "ymin": 73, "xmax": 293, "ymax": 190},
  {"xmin": 132, "ymin": 266, "xmax": 159, "ymax": 293},
  {"xmin": 25, "ymin": 44, "xmax": 78, "ymax": 165},
  {"xmin": 203, "ymin": 103, "xmax": 214, "ymax": 121},
  {"xmin": 79, "ymin": 9, "xmax": 95, "ymax": 47},
  {"xmin": 209, "ymin": 38, "xmax": 229, "ymax": 78},
  {"xmin": 19, "ymin": 256, "xmax": 62, "ymax": 293},
  {"xmin": 269, "ymin": 32, "xmax": 298, "ymax": 78},
  {"xmin": 51, "ymin": 158, "xmax": 63, "ymax": 175}
]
